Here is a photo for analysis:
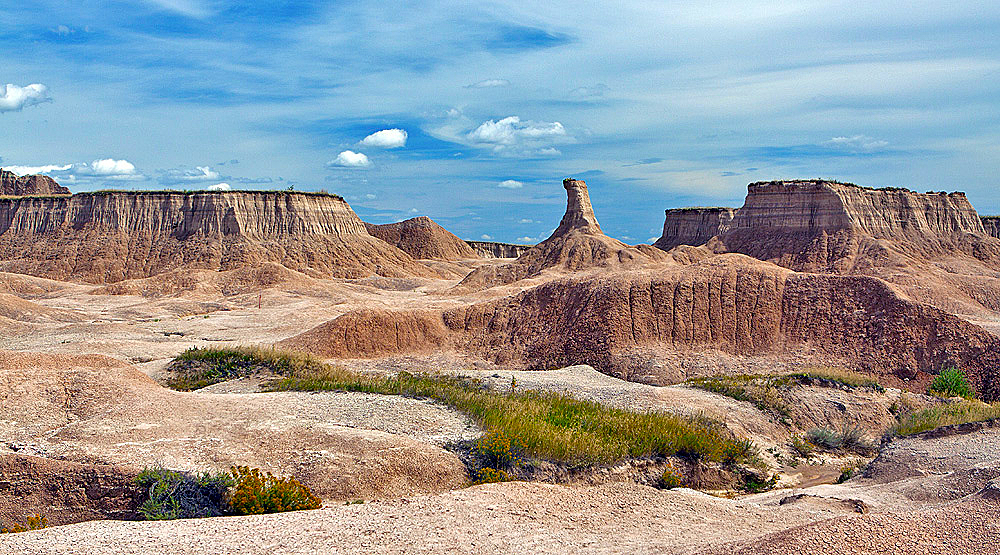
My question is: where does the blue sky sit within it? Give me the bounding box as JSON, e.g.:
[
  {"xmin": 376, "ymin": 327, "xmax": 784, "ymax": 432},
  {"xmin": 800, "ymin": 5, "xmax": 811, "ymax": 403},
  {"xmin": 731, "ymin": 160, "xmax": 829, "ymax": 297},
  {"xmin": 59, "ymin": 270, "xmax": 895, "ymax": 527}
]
[{"xmin": 2, "ymin": 1, "xmax": 999, "ymax": 243}]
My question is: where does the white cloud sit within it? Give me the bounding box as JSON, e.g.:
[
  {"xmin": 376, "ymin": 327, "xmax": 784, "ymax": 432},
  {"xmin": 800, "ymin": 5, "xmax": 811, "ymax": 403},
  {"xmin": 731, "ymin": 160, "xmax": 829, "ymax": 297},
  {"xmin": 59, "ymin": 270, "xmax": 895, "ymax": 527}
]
[
  {"xmin": 465, "ymin": 79, "xmax": 511, "ymax": 88},
  {"xmin": 409, "ymin": 207, "xmax": 419, "ymax": 213},
  {"xmin": 465, "ymin": 116, "xmax": 571, "ymax": 156},
  {"xmin": 0, "ymin": 84, "xmax": 51, "ymax": 113},
  {"xmin": 360, "ymin": 128, "xmax": 407, "ymax": 148},
  {"xmin": 480, "ymin": 234, "xmax": 493, "ymax": 240},
  {"xmin": 824, "ymin": 135, "xmax": 890, "ymax": 152},
  {"xmin": 207, "ymin": 182, "xmax": 231, "ymax": 191},
  {"xmin": 89, "ymin": 159, "xmax": 136, "ymax": 176},
  {"xmin": 516, "ymin": 236, "xmax": 536, "ymax": 243},
  {"xmin": 5, "ymin": 164, "xmax": 71, "ymax": 175},
  {"xmin": 159, "ymin": 165, "xmax": 220, "ymax": 184},
  {"xmin": 499, "ymin": 179, "xmax": 523, "ymax": 189},
  {"xmin": 364, "ymin": 193, "xmax": 377, "ymax": 199},
  {"xmin": 328, "ymin": 150, "xmax": 372, "ymax": 168},
  {"xmin": 519, "ymin": 218, "xmax": 535, "ymax": 224}
]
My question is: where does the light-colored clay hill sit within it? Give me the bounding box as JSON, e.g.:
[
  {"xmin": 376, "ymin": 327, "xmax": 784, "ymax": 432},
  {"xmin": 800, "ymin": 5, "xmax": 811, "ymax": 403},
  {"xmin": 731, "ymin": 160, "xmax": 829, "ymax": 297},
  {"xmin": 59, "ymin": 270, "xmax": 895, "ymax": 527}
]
[
  {"xmin": 365, "ymin": 216, "xmax": 479, "ymax": 260},
  {"xmin": 457, "ymin": 178, "xmax": 672, "ymax": 290},
  {"xmin": 654, "ymin": 207, "xmax": 736, "ymax": 251},
  {"xmin": 0, "ymin": 190, "xmax": 436, "ymax": 283},
  {"xmin": 0, "ymin": 169, "xmax": 70, "ymax": 196}
]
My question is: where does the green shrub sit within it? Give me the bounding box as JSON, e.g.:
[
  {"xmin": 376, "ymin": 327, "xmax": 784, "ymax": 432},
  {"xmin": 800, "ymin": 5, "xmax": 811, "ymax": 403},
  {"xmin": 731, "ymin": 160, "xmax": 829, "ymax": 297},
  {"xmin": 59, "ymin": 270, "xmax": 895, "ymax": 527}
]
[
  {"xmin": 929, "ymin": 367, "xmax": 974, "ymax": 399},
  {"xmin": 166, "ymin": 346, "xmax": 328, "ymax": 391},
  {"xmin": 135, "ymin": 467, "xmax": 233, "ymax": 520},
  {"xmin": 890, "ymin": 400, "xmax": 1000, "ymax": 436},
  {"xmin": 658, "ymin": 467, "xmax": 683, "ymax": 489},
  {"xmin": 788, "ymin": 367, "xmax": 884, "ymax": 392},
  {"xmin": 806, "ymin": 427, "xmax": 841, "ymax": 450},
  {"xmin": 790, "ymin": 435, "xmax": 815, "ymax": 458},
  {"xmin": 1, "ymin": 514, "xmax": 47, "ymax": 533},
  {"xmin": 474, "ymin": 430, "xmax": 522, "ymax": 470},
  {"xmin": 228, "ymin": 466, "xmax": 322, "ymax": 515},
  {"xmin": 740, "ymin": 471, "xmax": 778, "ymax": 493},
  {"xmin": 805, "ymin": 426, "xmax": 874, "ymax": 455},
  {"xmin": 836, "ymin": 462, "xmax": 860, "ymax": 484}
]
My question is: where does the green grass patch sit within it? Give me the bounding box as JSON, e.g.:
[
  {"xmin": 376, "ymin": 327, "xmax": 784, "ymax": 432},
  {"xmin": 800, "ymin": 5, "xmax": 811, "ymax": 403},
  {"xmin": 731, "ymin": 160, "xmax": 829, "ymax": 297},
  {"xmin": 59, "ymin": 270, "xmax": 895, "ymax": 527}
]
[
  {"xmin": 889, "ymin": 399, "xmax": 1000, "ymax": 437},
  {"xmin": 787, "ymin": 367, "xmax": 884, "ymax": 392},
  {"xmin": 166, "ymin": 346, "xmax": 327, "ymax": 390}
]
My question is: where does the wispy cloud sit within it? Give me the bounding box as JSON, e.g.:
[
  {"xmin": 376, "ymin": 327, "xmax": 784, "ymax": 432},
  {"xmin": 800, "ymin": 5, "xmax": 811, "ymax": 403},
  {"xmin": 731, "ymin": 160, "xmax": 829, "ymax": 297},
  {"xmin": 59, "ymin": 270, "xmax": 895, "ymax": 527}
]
[
  {"xmin": 466, "ymin": 79, "xmax": 510, "ymax": 88},
  {"xmin": 157, "ymin": 165, "xmax": 221, "ymax": 185},
  {"xmin": 823, "ymin": 135, "xmax": 890, "ymax": 153}
]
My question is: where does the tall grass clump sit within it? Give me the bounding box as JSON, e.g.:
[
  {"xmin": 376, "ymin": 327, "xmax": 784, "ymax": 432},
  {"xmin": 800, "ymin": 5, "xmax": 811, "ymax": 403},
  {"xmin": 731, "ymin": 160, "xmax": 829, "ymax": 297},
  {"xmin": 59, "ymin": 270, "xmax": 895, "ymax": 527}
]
[
  {"xmin": 890, "ymin": 400, "xmax": 1000, "ymax": 437},
  {"xmin": 788, "ymin": 367, "xmax": 883, "ymax": 392},
  {"xmin": 928, "ymin": 367, "xmax": 974, "ymax": 399},
  {"xmin": 266, "ymin": 366, "xmax": 757, "ymax": 468}
]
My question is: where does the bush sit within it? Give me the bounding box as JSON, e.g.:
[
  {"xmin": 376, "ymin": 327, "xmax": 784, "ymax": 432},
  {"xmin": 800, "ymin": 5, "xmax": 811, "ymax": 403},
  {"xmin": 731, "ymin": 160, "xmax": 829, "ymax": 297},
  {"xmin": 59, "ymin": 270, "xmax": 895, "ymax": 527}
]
[
  {"xmin": 473, "ymin": 467, "xmax": 512, "ymax": 485},
  {"xmin": 473, "ymin": 430, "xmax": 522, "ymax": 470},
  {"xmin": 135, "ymin": 467, "xmax": 234, "ymax": 520},
  {"xmin": 790, "ymin": 435, "xmax": 815, "ymax": 458},
  {"xmin": 805, "ymin": 426, "xmax": 874, "ymax": 455},
  {"xmin": 806, "ymin": 427, "xmax": 842, "ymax": 450},
  {"xmin": 658, "ymin": 467, "xmax": 683, "ymax": 489},
  {"xmin": 228, "ymin": 466, "xmax": 322, "ymax": 516},
  {"xmin": 1, "ymin": 514, "xmax": 47, "ymax": 534},
  {"xmin": 929, "ymin": 367, "xmax": 974, "ymax": 399}
]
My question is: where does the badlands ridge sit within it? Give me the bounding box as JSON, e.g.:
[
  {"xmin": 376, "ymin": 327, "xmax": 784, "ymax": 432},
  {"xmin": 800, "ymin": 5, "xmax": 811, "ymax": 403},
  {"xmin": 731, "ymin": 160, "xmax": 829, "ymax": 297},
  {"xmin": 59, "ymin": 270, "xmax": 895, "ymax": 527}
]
[{"xmin": 0, "ymin": 170, "xmax": 999, "ymax": 553}]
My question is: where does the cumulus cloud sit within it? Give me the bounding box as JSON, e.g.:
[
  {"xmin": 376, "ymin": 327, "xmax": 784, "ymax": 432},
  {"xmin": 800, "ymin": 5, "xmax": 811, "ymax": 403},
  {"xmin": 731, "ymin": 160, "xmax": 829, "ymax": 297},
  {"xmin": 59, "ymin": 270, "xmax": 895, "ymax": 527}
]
[
  {"xmin": 207, "ymin": 182, "xmax": 231, "ymax": 191},
  {"xmin": 516, "ymin": 236, "xmax": 536, "ymax": 243},
  {"xmin": 360, "ymin": 128, "xmax": 407, "ymax": 148},
  {"xmin": 466, "ymin": 116, "xmax": 570, "ymax": 156},
  {"xmin": 465, "ymin": 79, "xmax": 511, "ymax": 88},
  {"xmin": 158, "ymin": 165, "xmax": 220, "ymax": 184},
  {"xmin": 499, "ymin": 179, "xmax": 523, "ymax": 189},
  {"xmin": 0, "ymin": 83, "xmax": 51, "ymax": 113},
  {"xmin": 824, "ymin": 135, "xmax": 890, "ymax": 153},
  {"xmin": 328, "ymin": 150, "xmax": 372, "ymax": 168},
  {"xmin": 480, "ymin": 234, "xmax": 493, "ymax": 240},
  {"xmin": 89, "ymin": 158, "xmax": 136, "ymax": 176}
]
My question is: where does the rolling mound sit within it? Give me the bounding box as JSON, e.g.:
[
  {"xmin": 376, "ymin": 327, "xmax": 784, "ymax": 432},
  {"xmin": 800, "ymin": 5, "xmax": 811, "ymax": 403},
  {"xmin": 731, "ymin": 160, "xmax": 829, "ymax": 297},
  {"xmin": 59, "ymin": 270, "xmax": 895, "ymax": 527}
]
[
  {"xmin": 365, "ymin": 216, "xmax": 479, "ymax": 260},
  {"xmin": 457, "ymin": 179, "xmax": 671, "ymax": 290},
  {"xmin": 654, "ymin": 207, "xmax": 735, "ymax": 251},
  {"xmin": 0, "ymin": 169, "xmax": 69, "ymax": 196},
  {"xmin": 0, "ymin": 190, "xmax": 436, "ymax": 283}
]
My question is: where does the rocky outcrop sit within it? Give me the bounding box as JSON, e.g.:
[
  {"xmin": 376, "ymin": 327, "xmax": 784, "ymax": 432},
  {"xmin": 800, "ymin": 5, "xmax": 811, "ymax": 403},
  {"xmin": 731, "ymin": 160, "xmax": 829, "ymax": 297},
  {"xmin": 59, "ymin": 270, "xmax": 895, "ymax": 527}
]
[
  {"xmin": 365, "ymin": 217, "xmax": 479, "ymax": 260},
  {"xmin": 720, "ymin": 180, "xmax": 999, "ymax": 273},
  {"xmin": 654, "ymin": 207, "xmax": 736, "ymax": 251},
  {"xmin": 0, "ymin": 169, "xmax": 69, "ymax": 196},
  {"xmin": 465, "ymin": 241, "xmax": 533, "ymax": 259},
  {"xmin": 983, "ymin": 216, "xmax": 1000, "ymax": 239},
  {"xmin": 457, "ymin": 179, "xmax": 670, "ymax": 290},
  {"xmin": 0, "ymin": 191, "xmax": 435, "ymax": 283},
  {"xmin": 287, "ymin": 254, "xmax": 1000, "ymax": 398}
]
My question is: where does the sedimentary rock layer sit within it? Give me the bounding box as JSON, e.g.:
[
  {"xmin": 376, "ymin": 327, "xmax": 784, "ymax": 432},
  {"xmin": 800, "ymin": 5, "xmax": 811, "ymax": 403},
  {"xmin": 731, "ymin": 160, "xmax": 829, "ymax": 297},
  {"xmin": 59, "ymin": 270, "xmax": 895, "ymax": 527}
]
[
  {"xmin": 653, "ymin": 207, "xmax": 736, "ymax": 251},
  {"xmin": 0, "ymin": 169, "xmax": 69, "ymax": 196},
  {"xmin": 465, "ymin": 241, "xmax": 533, "ymax": 259},
  {"xmin": 0, "ymin": 191, "xmax": 433, "ymax": 283},
  {"xmin": 288, "ymin": 255, "xmax": 1000, "ymax": 398},
  {"xmin": 365, "ymin": 217, "xmax": 479, "ymax": 260},
  {"xmin": 720, "ymin": 180, "xmax": 999, "ymax": 272}
]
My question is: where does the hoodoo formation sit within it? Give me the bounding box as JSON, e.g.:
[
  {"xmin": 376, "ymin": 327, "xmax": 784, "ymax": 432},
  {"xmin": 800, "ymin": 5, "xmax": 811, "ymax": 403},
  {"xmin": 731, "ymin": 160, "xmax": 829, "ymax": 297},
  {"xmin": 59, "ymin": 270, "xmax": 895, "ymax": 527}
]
[
  {"xmin": 0, "ymin": 190, "xmax": 434, "ymax": 283},
  {"xmin": 653, "ymin": 207, "xmax": 736, "ymax": 251},
  {"xmin": 0, "ymin": 169, "xmax": 70, "ymax": 196},
  {"xmin": 457, "ymin": 178, "xmax": 669, "ymax": 289},
  {"xmin": 365, "ymin": 216, "xmax": 479, "ymax": 260}
]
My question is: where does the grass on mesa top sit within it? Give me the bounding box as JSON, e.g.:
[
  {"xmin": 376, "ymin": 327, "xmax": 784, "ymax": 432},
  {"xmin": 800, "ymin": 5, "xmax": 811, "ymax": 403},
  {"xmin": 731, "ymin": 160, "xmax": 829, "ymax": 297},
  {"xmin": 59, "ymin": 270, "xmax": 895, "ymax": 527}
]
[{"xmin": 168, "ymin": 346, "xmax": 757, "ymax": 468}]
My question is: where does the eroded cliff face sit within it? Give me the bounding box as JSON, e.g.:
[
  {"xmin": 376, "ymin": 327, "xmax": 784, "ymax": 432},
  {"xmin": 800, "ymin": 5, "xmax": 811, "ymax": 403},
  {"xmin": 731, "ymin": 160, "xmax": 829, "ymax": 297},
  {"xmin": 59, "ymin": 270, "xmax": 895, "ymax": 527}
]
[
  {"xmin": 983, "ymin": 217, "xmax": 1000, "ymax": 239},
  {"xmin": 721, "ymin": 180, "xmax": 999, "ymax": 273},
  {"xmin": 365, "ymin": 216, "xmax": 479, "ymax": 260},
  {"xmin": 0, "ymin": 169, "xmax": 70, "ymax": 196},
  {"xmin": 465, "ymin": 241, "xmax": 533, "ymax": 259},
  {"xmin": 653, "ymin": 207, "xmax": 736, "ymax": 251},
  {"xmin": 0, "ymin": 191, "xmax": 433, "ymax": 283},
  {"xmin": 286, "ymin": 255, "xmax": 1000, "ymax": 398}
]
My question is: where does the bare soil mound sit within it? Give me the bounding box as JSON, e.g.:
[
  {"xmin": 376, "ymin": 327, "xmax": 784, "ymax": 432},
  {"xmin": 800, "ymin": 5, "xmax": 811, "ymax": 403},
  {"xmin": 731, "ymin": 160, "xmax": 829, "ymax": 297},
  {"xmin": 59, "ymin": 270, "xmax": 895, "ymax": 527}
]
[
  {"xmin": 365, "ymin": 217, "xmax": 479, "ymax": 260},
  {"xmin": 93, "ymin": 262, "xmax": 322, "ymax": 297},
  {"xmin": 0, "ymin": 351, "xmax": 473, "ymax": 503},
  {"xmin": 0, "ymin": 191, "xmax": 436, "ymax": 283}
]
